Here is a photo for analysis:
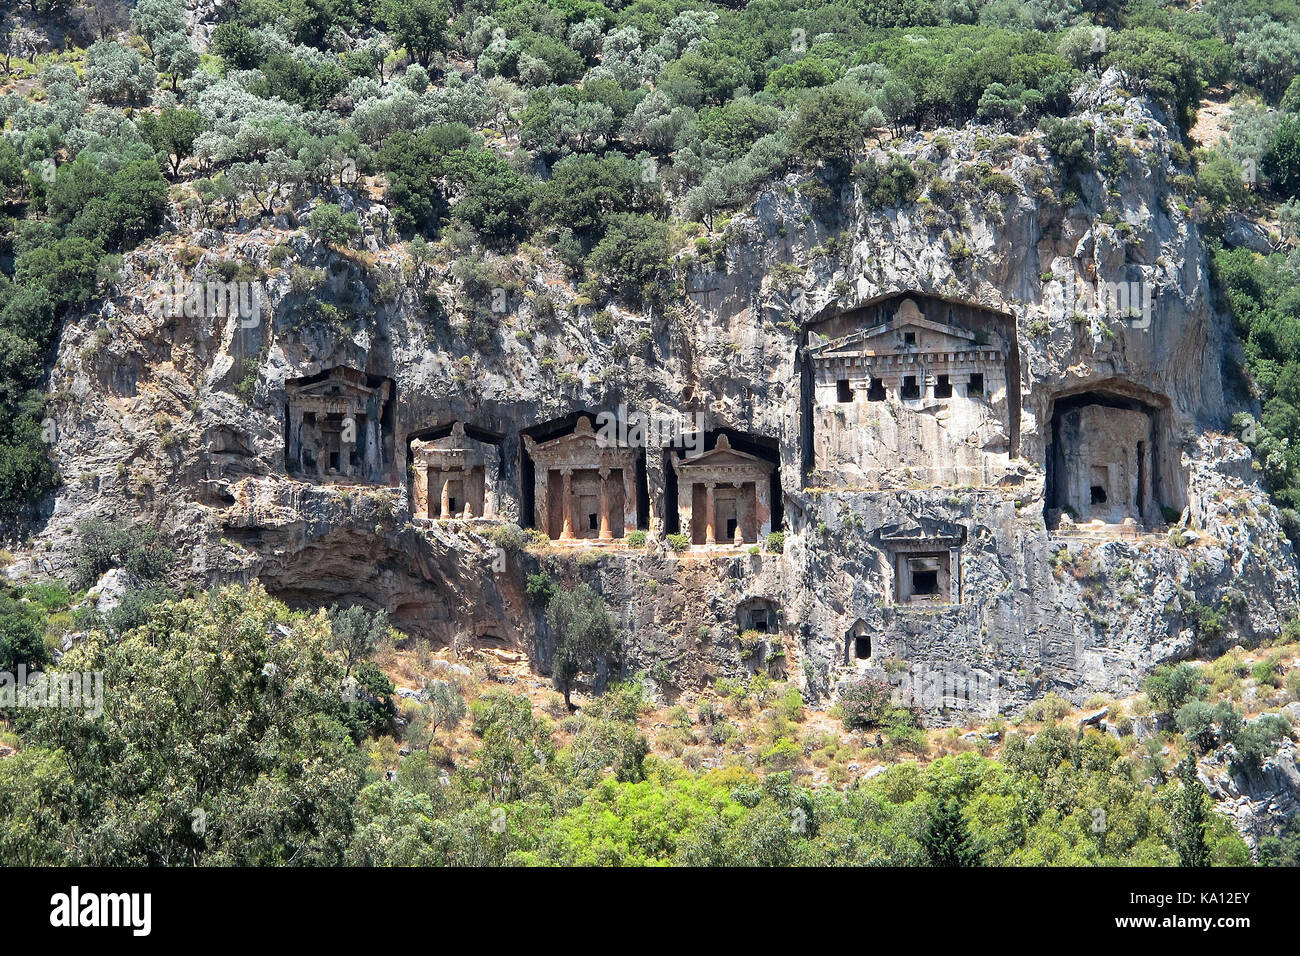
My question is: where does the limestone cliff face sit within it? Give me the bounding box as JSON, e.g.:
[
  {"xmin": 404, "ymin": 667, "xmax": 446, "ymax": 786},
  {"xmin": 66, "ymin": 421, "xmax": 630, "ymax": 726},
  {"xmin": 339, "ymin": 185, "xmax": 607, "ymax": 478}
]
[{"xmin": 18, "ymin": 71, "xmax": 1299, "ymax": 722}]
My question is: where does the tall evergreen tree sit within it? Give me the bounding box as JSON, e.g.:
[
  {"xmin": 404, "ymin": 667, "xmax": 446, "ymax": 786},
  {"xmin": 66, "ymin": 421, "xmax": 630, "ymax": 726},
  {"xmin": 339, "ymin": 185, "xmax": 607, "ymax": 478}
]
[
  {"xmin": 1172, "ymin": 756, "xmax": 1212, "ymax": 867},
  {"xmin": 921, "ymin": 797, "xmax": 984, "ymax": 867}
]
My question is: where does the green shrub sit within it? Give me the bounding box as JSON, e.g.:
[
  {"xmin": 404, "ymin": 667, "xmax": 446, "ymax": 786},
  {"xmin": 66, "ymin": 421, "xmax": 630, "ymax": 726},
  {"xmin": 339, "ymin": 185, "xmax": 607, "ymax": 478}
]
[
  {"xmin": 1024, "ymin": 692, "xmax": 1073, "ymax": 723},
  {"xmin": 525, "ymin": 572, "xmax": 556, "ymax": 607},
  {"xmin": 1144, "ymin": 663, "xmax": 1205, "ymax": 713}
]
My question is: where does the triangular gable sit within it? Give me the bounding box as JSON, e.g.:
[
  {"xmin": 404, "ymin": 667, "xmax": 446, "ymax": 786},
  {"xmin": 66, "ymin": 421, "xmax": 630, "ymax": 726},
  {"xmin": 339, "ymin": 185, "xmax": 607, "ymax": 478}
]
[
  {"xmin": 677, "ymin": 435, "xmax": 769, "ymax": 469},
  {"xmin": 810, "ymin": 319, "xmax": 988, "ymax": 358},
  {"xmin": 292, "ymin": 366, "xmax": 381, "ymax": 400},
  {"xmin": 421, "ymin": 421, "xmax": 491, "ymax": 454},
  {"xmin": 532, "ymin": 416, "xmax": 602, "ymax": 451}
]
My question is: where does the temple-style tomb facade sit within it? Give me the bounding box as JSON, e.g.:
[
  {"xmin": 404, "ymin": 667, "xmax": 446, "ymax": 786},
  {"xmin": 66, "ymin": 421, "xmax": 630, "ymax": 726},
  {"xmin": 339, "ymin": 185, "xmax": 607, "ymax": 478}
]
[
  {"xmin": 285, "ymin": 367, "xmax": 394, "ymax": 484},
  {"xmin": 523, "ymin": 416, "xmax": 638, "ymax": 540},
  {"xmin": 670, "ymin": 435, "xmax": 775, "ymax": 546},
  {"xmin": 805, "ymin": 293, "xmax": 1019, "ymax": 488},
  {"xmin": 410, "ymin": 422, "xmax": 499, "ymax": 520}
]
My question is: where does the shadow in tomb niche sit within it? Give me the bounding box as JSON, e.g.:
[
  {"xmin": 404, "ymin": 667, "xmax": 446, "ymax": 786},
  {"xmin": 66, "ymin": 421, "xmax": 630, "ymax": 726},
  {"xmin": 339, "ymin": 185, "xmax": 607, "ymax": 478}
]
[
  {"xmin": 521, "ymin": 412, "xmax": 650, "ymax": 541},
  {"xmin": 662, "ymin": 429, "xmax": 782, "ymax": 541},
  {"xmin": 284, "ymin": 367, "xmax": 396, "ymax": 485},
  {"xmin": 1044, "ymin": 384, "xmax": 1185, "ymax": 530},
  {"xmin": 844, "ymin": 619, "xmax": 872, "ymax": 665}
]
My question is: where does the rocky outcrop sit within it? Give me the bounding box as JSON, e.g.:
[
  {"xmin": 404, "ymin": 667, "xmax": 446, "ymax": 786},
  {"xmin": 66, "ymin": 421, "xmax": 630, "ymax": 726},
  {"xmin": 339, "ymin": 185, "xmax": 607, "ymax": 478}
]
[
  {"xmin": 1200, "ymin": 738, "xmax": 1300, "ymax": 850},
  {"xmin": 12, "ymin": 69, "xmax": 1298, "ymax": 725}
]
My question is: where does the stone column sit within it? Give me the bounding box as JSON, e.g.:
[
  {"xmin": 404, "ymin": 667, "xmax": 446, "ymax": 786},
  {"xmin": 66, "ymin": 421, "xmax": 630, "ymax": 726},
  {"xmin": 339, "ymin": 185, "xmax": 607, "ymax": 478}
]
[
  {"xmin": 364, "ymin": 417, "xmax": 379, "ymax": 479},
  {"xmin": 288, "ymin": 413, "xmax": 301, "ymax": 471},
  {"xmin": 535, "ymin": 467, "xmax": 549, "ymax": 536},
  {"xmin": 412, "ymin": 458, "xmax": 428, "ymax": 519},
  {"xmin": 756, "ymin": 476, "xmax": 773, "ymax": 537},
  {"xmin": 439, "ymin": 470, "xmax": 450, "ymax": 519},
  {"xmin": 560, "ymin": 468, "xmax": 574, "ymax": 539},
  {"xmin": 622, "ymin": 462, "xmax": 637, "ymax": 535},
  {"xmin": 598, "ymin": 468, "xmax": 613, "ymax": 540},
  {"xmin": 735, "ymin": 483, "xmax": 749, "ymax": 545},
  {"xmin": 704, "ymin": 482, "xmax": 716, "ymax": 545},
  {"xmin": 678, "ymin": 478, "xmax": 694, "ymax": 541}
]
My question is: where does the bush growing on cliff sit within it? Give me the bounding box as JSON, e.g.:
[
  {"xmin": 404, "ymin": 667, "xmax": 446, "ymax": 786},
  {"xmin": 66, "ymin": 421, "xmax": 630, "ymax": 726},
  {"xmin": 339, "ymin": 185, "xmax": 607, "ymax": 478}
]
[
  {"xmin": 1144, "ymin": 662, "xmax": 1206, "ymax": 713},
  {"xmin": 72, "ymin": 518, "xmax": 176, "ymax": 591},
  {"xmin": 525, "ymin": 572, "xmax": 556, "ymax": 606}
]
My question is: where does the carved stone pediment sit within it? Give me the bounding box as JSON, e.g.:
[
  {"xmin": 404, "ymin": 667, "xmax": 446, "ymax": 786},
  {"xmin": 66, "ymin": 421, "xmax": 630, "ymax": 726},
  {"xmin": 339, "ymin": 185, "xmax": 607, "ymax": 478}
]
[
  {"xmin": 875, "ymin": 518, "xmax": 967, "ymax": 549},
  {"xmin": 808, "ymin": 297, "xmax": 1006, "ymax": 363},
  {"xmin": 671, "ymin": 435, "xmax": 774, "ymax": 478}
]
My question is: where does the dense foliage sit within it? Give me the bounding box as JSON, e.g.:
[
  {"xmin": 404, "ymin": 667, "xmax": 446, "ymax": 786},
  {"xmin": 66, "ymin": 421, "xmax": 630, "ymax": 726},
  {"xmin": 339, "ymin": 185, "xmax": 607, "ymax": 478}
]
[{"xmin": 0, "ymin": 585, "xmax": 1265, "ymax": 866}]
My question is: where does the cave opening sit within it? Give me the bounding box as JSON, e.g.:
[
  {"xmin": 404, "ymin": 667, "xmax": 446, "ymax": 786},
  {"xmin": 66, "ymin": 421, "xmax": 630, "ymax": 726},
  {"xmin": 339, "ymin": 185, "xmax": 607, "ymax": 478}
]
[{"xmin": 1044, "ymin": 386, "xmax": 1182, "ymax": 529}]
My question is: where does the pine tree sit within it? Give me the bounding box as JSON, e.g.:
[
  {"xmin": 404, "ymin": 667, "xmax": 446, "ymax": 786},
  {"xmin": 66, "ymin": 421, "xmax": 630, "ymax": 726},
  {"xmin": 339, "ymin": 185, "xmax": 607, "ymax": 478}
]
[
  {"xmin": 921, "ymin": 797, "xmax": 984, "ymax": 866},
  {"xmin": 1172, "ymin": 756, "xmax": 1212, "ymax": 867}
]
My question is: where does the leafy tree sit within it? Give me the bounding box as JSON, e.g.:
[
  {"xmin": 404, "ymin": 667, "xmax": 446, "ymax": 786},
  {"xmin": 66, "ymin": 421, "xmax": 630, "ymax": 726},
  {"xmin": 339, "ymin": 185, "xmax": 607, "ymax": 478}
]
[
  {"xmin": 1039, "ymin": 116, "xmax": 1095, "ymax": 181},
  {"xmin": 139, "ymin": 107, "xmax": 203, "ymax": 178},
  {"xmin": 380, "ymin": 0, "xmax": 449, "ymax": 68},
  {"xmin": 0, "ymin": 747, "xmax": 75, "ymax": 865},
  {"xmin": 440, "ymin": 147, "xmax": 535, "ymax": 245},
  {"xmin": 408, "ymin": 679, "xmax": 466, "ymax": 751},
  {"xmin": 532, "ymin": 152, "xmax": 641, "ymax": 240},
  {"xmin": 309, "ymin": 202, "xmax": 362, "ymax": 248},
  {"xmin": 15, "ymin": 237, "xmax": 106, "ymax": 307},
  {"xmin": 378, "ymin": 123, "xmax": 476, "ymax": 231},
  {"xmin": 789, "ymin": 88, "xmax": 870, "ymax": 166},
  {"xmin": 1264, "ymin": 115, "xmax": 1300, "ymax": 198},
  {"xmin": 327, "ymin": 604, "xmax": 388, "ymax": 677},
  {"xmin": 1171, "ymin": 756, "xmax": 1211, "ymax": 867},
  {"xmin": 545, "ymin": 583, "xmax": 619, "ymax": 708},
  {"xmin": 341, "ymin": 660, "xmax": 396, "ymax": 741},
  {"xmin": 211, "ymin": 23, "xmax": 264, "ymax": 70},
  {"xmin": 75, "ymin": 0, "xmax": 130, "ymax": 42},
  {"xmin": 1143, "ymin": 662, "xmax": 1204, "ymax": 713},
  {"xmin": 1197, "ymin": 149, "xmax": 1252, "ymax": 230},
  {"xmin": 1103, "ymin": 29, "xmax": 1202, "ymax": 129},
  {"xmin": 840, "ymin": 676, "xmax": 892, "ymax": 729},
  {"xmin": 588, "ymin": 213, "xmax": 672, "ymax": 305},
  {"xmin": 697, "ymin": 98, "xmax": 781, "ymax": 157},
  {"xmin": 346, "ymin": 781, "xmax": 440, "ymax": 866},
  {"xmin": 471, "ymin": 691, "xmax": 554, "ymax": 801},
  {"xmin": 15, "ymin": 585, "xmax": 365, "ymax": 865},
  {"xmin": 0, "ymin": 589, "xmax": 47, "ymax": 671},
  {"xmin": 84, "ymin": 40, "xmax": 156, "ymax": 106},
  {"xmin": 152, "ymin": 31, "xmax": 199, "ymax": 92},
  {"xmin": 129, "ymin": 0, "xmax": 185, "ymax": 56}
]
